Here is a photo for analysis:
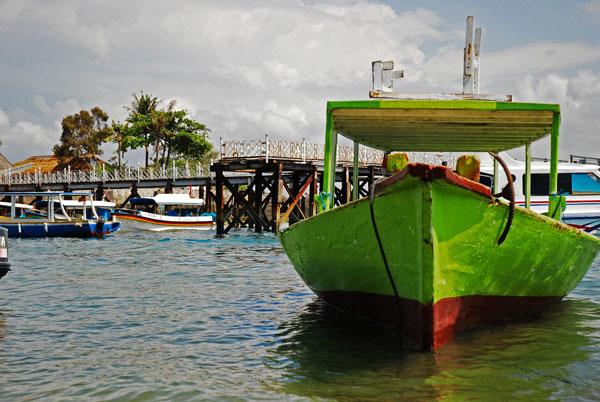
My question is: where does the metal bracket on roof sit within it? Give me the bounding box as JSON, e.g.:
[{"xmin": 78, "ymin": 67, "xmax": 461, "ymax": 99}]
[
  {"xmin": 463, "ymin": 16, "xmax": 482, "ymax": 94},
  {"xmin": 372, "ymin": 61, "xmax": 404, "ymax": 93},
  {"xmin": 369, "ymin": 15, "xmax": 511, "ymax": 102}
]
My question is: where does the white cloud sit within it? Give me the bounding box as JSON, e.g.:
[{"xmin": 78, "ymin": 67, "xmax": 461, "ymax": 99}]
[
  {"xmin": 0, "ymin": 108, "xmax": 59, "ymax": 163},
  {"xmin": 0, "ymin": 0, "xmax": 599, "ymax": 166},
  {"xmin": 584, "ymin": 0, "xmax": 600, "ymax": 23},
  {"xmin": 512, "ymin": 70, "xmax": 600, "ymax": 158},
  {"xmin": 484, "ymin": 42, "xmax": 600, "ymax": 82}
]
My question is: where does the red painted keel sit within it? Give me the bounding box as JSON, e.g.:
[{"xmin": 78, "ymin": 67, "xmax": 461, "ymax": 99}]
[{"xmin": 314, "ymin": 290, "xmax": 563, "ymax": 349}]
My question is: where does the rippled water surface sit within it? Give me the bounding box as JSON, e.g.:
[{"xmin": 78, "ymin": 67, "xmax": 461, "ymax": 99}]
[{"xmin": 1, "ymin": 230, "xmax": 600, "ymax": 401}]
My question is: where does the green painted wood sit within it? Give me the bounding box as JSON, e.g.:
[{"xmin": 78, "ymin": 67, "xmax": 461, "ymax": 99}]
[
  {"xmin": 549, "ymin": 112, "xmax": 561, "ymax": 217},
  {"xmin": 278, "ymin": 171, "xmax": 600, "ymax": 305},
  {"xmin": 327, "ymin": 100, "xmax": 560, "ymax": 113},
  {"xmin": 323, "ymin": 110, "xmax": 335, "ymax": 210},
  {"xmin": 525, "ymin": 143, "xmax": 531, "ymax": 209}
]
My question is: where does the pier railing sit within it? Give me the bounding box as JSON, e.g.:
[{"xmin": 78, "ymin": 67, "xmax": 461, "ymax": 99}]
[
  {"xmin": 1, "ymin": 163, "xmax": 212, "ymax": 186},
  {"xmin": 220, "ymin": 137, "xmax": 458, "ymax": 167},
  {"xmin": 220, "ymin": 137, "xmax": 386, "ymax": 165},
  {"xmin": 1, "ymin": 137, "xmax": 466, "ymax": 186}
]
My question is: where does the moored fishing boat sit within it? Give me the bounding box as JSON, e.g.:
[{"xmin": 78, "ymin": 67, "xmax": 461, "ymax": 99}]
[
  {"xmin": 112, "ymin": 193, "xmax": 215, "ymax": 231},
  {"xmin": 0, "ymin": 192, "xmax": 120, "ymax": 237},
  {"xmin": 278, "ymin": 17, "xmax": 600, "ymax": 349}
]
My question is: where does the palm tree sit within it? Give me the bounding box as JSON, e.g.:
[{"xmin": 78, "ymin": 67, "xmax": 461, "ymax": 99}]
[
  {"xmin": 124, "ymin": 91, "xmax": 159, "ymax": 169},
  {"xmin": 151, "ymin": 99, "xmax": 176, "ymax": 167},
  {"xmin": 109, "ymin": 120, "xmax": 128, "ymax": 172}
]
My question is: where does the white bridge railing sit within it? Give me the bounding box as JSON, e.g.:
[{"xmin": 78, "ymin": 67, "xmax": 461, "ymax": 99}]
[
  {"xmin": 1, "ymin": 137, "xmax": 459, "ymax": 186},
  {"xmin": 220, "ymin": 136, "xmax": 386, "ymax": 165},
  {"xmin": 220, "ymin": 136, "xmax": 456, "ymax": 167},
  {"xmin": 1, "ymin": 163, "xmax": 212, "ymax": 186}
]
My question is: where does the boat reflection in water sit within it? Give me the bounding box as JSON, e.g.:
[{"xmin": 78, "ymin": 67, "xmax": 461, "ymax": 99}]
[{"xmin": 270, "ymin": 298, "xmax": 599, "ymax": 400}]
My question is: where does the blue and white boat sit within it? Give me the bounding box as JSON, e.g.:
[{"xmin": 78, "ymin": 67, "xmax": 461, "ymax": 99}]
[
  {"xmin": 0, "ymin": 192, "xmax": 120, "ymax": 237},
  {"xmin": 0, "ymin": 227, "xmax": 9, "ymax": 279},
  {"xmin": 112, "ymin": 193, "xmax": 215, "ymax": 231},
  {"xmin": 480, "ymin": 153, "xmax": 600, "ymax": 235}
]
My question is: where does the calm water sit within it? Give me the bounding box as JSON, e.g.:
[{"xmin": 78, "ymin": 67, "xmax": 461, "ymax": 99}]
[{"xmin": 1, "ymin": 230, "xmax": 600, "ymax": 401}]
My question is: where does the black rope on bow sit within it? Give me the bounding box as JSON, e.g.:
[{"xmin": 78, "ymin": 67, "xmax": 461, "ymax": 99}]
[
  {"xmin": 489, "ymin": 152, "xmax": 515, "ymax": 245},
  {"xmin": 369, "ymin": 180, "xmax": 402, "ymax": 328}
]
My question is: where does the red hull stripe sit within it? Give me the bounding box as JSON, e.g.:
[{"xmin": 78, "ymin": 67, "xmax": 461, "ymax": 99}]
[
  {"xmin": 113, "ymin": 214, "xmax": 214, "ymax": 227},
  {"xmin": 314, "ymin": 289, "xmax": 562, "ymax": 350}
]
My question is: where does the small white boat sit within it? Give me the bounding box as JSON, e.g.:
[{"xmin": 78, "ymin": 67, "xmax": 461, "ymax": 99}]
[
  {"xmin": 112, "ymin": 193, "xmax": 215, "ymax": 231},
  {"xmin": 479, "ymin": 152, "xmax": 600, "ymax": 234}
]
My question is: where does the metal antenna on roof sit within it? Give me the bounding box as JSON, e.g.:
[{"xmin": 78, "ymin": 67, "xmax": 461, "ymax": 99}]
[
  {"xmin": 369, "ymin": 16, "xmax": 510, "ymax": 101},
  {"xmin": 463, "ymin": 16, "xmax": 482, "ymax": 94}
]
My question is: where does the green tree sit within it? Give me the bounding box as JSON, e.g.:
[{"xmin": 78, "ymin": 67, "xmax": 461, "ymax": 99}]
[
  {"xmin": 161, "ymin": 109, "xmax": 211, "ymax": 167},
  {"xmin": 123, "ymin": 91, "xmax": 212, "ymax": 168},
  {"xmin": 108, "ymin": 120, "xmax": 130, "ymax": 172},
  {"xmin": 53, "ymin": 107, "xmax": 110, "ymax": 162},
  {"xmin": 124, "ymin": 91, "xmax": 159, "ymax": 169},
  {"xmin": 151, "ymin": 99, "xmax": 176, "ymax": 166}
]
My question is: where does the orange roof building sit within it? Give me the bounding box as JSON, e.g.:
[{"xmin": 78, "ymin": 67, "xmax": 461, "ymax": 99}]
[{"xmin": 10, "ymin": 155, "xmax": 107, "ymax": 174}]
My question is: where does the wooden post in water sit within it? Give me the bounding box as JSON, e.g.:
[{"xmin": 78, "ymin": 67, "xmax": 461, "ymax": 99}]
[
  {"xmin": 255, "ymin": 169, "xmax": 263, "ymax": 233},
  {"xmin": 271, "ymin": 163, "xmax": 282, "ymax": 232},
  {"xmin": 216, "ymin": 165, "xmax": 224, "ymax": 235},
  {"xmin": 309, "ymin": 166, "xmax": 317, "ymax": 217}
]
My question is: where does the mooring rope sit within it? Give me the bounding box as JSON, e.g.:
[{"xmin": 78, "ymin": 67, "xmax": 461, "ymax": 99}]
[
  {"xmin": 488, "ymin": 152, "xmax": 515, "ymax": 245},
  {"xmin": 369, "ymin": 180, "xmax": 402, "ymax": 326}
]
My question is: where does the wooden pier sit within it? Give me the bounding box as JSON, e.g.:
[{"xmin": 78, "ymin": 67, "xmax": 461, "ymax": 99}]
[
  {"xmin": 211, "ymin": 157, "xmax": 382, "ymax": 234},
  {"xmin": 0, "ymin": 138, "xmax": 389, "ymax": 233}
]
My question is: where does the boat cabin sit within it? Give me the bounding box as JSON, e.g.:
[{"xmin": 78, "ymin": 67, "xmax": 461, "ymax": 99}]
[
  {"xmin": 127, "ymin": 194, "xmax": 205, "ymax": 217},
  {"xmin": 477, "ymin": 153, "xmax": 600, "ymax": 197}
]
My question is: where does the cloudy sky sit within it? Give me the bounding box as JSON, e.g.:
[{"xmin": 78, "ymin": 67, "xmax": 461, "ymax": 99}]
[{"xmin": 1, "ymin": 0, "xmax": 599, "ymax": 164}]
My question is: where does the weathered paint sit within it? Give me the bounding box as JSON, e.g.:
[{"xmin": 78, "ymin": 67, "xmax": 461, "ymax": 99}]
[
  {"xmin": 369, "ymin": 91, "xmax": 512, "ymax": 101},
  {"xmin": 372, "ymin": 60, "xmax": 403, "ymax": 93},
  {"xmin": 473, "ymin": 27, "xmax": 482, "ymax": 94},
  {"xmin": 455, "ymin": 154, "xmax": 480, "ymax": 181},
  {"xmin": 383, "ymin": 152, "xmax": 409, "ymax": 174},
  {"xmin": 278, "ymin": 164, "xmax": 600, "ymax": 349},
  {"xmin": 463, "ymin": 16, "xmax": 474, "ymax": 93}
]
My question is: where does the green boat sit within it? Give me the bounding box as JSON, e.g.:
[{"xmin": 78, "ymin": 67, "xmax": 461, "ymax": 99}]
[{"xmin": 278, "ymin": 99, "xmax": 600, "ymax": 350}]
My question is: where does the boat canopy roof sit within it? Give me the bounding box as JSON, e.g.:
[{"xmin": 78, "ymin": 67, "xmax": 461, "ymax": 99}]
[
  {"xmin": 35, "ymin": 200, "xmax": 115, "ymax": 208},
  {"xmin": 328, "ymin": 100, "xmax": 560, "ymax": 152},
  {"xmin": 130, "ymin": 194, "xmax": 204, "ymax": 207},
  {"xmin": 0, "ymin": 191, "xmax": 94, "ymax": 197},
  {"xmin": 0, "ymin": 201, "xmax": 33, "ymax": 209}
]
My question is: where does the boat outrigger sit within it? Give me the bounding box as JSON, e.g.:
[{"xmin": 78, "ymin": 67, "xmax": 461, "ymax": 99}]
[
  {"xmin": 277, "ymin": 17, "xmax": 600, "ymax": 349},
  {"xmin": 0, "ymin": 192, "xmax": 120, "ymax": 237}
]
